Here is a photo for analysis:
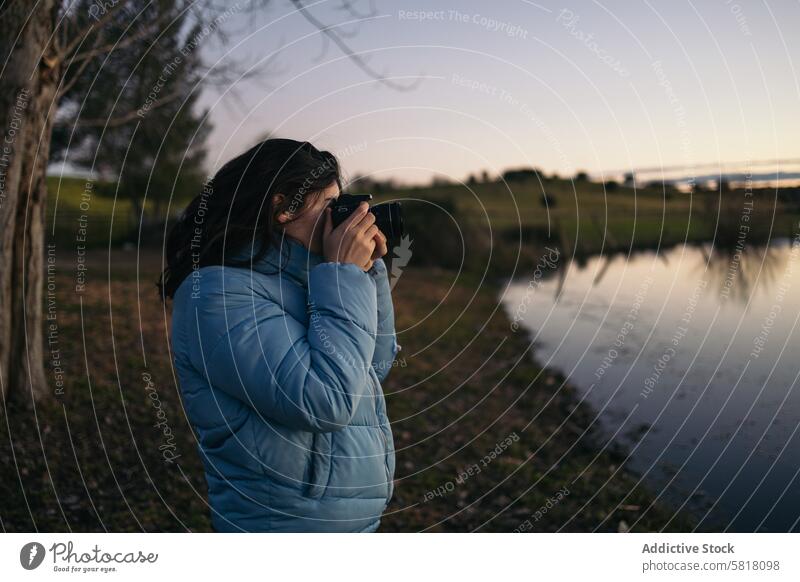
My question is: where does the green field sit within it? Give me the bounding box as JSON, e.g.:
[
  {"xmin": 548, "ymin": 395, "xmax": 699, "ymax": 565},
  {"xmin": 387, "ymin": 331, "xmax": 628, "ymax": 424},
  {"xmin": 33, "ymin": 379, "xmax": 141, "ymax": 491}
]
[
  {"xmin": 48, "ymin": 174, "xmax": 800, "ymax": 256},
  {"xmin": 45, "ymin": 176, "xmax": 193, "ymax": 248},
  {"xmin": 377, "ymin": 179, "xmax": 798, "ymax": 253}
]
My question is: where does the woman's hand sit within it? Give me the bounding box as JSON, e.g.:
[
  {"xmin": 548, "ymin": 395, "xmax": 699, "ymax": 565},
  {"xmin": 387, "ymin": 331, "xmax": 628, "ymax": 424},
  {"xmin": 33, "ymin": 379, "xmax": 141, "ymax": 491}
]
[
  {"xmin": 362, "ymin": 229, "xmax": 388, "ymax": 272},
  {"xmin": 323, "ymin": 202, "xmax": 382, "ymax": 270}
]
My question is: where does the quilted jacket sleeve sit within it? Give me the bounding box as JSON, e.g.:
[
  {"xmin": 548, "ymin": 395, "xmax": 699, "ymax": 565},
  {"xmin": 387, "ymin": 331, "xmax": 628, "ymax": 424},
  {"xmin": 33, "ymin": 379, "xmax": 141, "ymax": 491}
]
[
  {"xmin": 190, "ymin": 262, "xmax": 379, "ymax": 433},
  {"xmin": 367, "ymin": 258, "xmax": 400, "ymax": 382}
]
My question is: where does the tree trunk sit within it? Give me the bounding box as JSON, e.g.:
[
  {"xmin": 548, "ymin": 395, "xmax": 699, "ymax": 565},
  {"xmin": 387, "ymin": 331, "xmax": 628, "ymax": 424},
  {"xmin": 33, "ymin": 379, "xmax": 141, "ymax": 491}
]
[{"xmin": 0, "ymin": 1, "xmax": 58, "ymax": 407}]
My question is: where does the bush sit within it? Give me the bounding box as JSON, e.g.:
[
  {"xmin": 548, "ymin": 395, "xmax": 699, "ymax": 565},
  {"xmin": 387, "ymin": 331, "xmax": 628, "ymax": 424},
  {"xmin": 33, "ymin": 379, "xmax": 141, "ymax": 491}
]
[
  {"xmin": 398, "ymin": 197, "xmax": 479, "ymax": 271},
  {"xmin": 603, "ymin": 180, "xmax": 619, "ymax": 192},
  {"xmin": 502, "ymin": 168, "xmax": 541, "ymax": 183}
]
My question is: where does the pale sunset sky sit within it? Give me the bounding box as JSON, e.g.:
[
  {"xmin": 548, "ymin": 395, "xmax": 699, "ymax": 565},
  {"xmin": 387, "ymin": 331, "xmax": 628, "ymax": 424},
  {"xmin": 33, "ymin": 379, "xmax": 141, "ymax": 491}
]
[{"xmin": 197, "ymin": 0, "xmax": 800, "ymax": 185}]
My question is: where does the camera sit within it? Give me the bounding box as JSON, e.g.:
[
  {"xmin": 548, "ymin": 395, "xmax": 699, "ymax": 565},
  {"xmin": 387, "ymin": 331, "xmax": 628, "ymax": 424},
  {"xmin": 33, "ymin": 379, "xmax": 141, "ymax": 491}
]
[{"xmin": 329, "ymin": 194, "xmax": 404, "ymax": 240}]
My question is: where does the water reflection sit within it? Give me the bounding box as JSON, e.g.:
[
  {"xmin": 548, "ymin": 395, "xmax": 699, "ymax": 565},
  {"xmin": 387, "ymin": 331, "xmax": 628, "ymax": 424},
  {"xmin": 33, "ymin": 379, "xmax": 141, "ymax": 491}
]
[
  {"xmin": 502, "ymin": 237, "xmax": 800, "ymax": 532},
  {"xmin": 701, "ymin": 243, "xmax": 788, "ymax": 306}
]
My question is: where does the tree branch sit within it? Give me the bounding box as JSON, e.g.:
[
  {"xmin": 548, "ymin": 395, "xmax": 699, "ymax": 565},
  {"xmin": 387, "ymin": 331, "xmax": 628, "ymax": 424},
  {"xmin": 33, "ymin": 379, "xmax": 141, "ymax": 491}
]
[
  {"xmin": 290, "ymin": 0, "xmax": 422, "ymax": 92},
  {"xmin": 59, "ymin": 0, "xmax": 133, "ymax": 58},
  {"xmin": 336, "ymin": 0, "xmax": 378, "ymax": 20},
  {"xmin": 57, "ymin": 87, "xmax": 187, "ymax": 128}
]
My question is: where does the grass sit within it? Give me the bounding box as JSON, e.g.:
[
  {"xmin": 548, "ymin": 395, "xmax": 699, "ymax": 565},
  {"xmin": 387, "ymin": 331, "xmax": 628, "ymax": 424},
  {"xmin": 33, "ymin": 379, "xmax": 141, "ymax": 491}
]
[
  {"xmin": 374, "ymin": 179, "xmax": 800, "ymax": 259},
  {"xmin": 0, "ymin": 249, "xmax": 693, "ymax": 532},
  {"xmin": 5, "ymin": 176, "xmax": 792, "ymax": 531},
  {"xmin": 47, "ymin": 174, "xmax": 800, "ymax": 256},
  {"xmin": 44, "ymin": 176, "xmax": 193, "ymax": 248},
  {"xmin": 381, "ymin": 264, "xmax": 693, "ymax": 531},
  {"xmin": 45, "ymin": 176, "xmax": 133, "ymax": 248}
]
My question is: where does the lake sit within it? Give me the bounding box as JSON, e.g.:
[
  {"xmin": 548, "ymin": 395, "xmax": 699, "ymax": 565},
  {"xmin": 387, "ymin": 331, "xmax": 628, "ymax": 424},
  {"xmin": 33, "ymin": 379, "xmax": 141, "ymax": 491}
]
[{"xmin": 501, "ymin": 237, "xmax": 800, "ymax": 532}]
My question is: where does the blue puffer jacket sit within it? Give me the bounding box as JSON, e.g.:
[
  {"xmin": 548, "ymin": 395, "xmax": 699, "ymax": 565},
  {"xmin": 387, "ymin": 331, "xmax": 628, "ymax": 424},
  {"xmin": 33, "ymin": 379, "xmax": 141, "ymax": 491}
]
[{"xmin": 170, "ymin": 236, "xmax": 399, "ymax": 532}]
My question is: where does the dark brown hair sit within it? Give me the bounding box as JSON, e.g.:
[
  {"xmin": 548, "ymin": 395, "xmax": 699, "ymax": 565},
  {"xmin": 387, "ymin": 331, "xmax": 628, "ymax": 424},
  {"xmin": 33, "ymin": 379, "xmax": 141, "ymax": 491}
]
[{"xmin": 157, "ymin": 138, "xmax": 341, "ymax": 299}]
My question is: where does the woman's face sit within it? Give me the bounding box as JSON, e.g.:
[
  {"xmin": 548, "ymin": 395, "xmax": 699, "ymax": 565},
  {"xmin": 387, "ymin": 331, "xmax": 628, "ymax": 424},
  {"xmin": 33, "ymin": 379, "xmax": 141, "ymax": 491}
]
[{"xmin": 277, "ymin": 182, "xmax": 340, "ymax": 254}]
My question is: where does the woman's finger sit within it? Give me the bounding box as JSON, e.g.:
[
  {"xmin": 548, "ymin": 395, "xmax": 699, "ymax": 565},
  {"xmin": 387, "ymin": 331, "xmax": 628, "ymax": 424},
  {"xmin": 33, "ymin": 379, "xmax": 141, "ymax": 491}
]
[
  {"xmin": 373, "ymin": 231, "xmax": 388, "ymax": 258},
  {"xmin": 352, "ymin": 210, "xmax": 376, "ymax": 235},
  {"xmin": 340, "ymin": 202, "xmax": 369, "ymax": 231},
  {"xmin": 363, "ymin": 224, "xmax": 380, "ymax": 241}
]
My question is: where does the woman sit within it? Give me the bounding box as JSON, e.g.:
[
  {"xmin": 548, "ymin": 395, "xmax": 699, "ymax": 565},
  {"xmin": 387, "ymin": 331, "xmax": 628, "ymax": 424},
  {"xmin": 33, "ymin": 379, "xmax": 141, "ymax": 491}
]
[{"xmin": 159, "ymin": 138, "xmax": 399, "ymax": 532}]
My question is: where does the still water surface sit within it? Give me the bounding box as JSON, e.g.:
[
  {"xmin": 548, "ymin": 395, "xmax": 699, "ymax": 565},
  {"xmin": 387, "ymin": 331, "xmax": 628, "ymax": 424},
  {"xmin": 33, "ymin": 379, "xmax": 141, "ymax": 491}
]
[{"xmin": 502, "ymin": 239, "xmax": 800, "ymax": 531}]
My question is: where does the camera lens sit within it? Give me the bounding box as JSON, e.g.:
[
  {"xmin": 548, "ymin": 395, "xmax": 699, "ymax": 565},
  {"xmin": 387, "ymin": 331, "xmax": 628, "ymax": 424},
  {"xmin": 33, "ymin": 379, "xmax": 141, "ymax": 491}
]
[{"xmin": 373, "ymin": 202, "xmax": 403, "ymax": 239}]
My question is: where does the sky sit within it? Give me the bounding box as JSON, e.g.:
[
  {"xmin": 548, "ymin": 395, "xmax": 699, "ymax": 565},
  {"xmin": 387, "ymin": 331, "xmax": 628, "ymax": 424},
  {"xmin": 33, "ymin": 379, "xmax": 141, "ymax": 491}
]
[{"xmin": 195, "ymin": 0, "xmax": 800, "ymax": 186}]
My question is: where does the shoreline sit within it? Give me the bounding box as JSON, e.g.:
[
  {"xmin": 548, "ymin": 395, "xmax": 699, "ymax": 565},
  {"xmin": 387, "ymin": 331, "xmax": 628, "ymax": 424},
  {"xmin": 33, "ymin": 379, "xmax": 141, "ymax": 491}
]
[
  {"xmin": 380, "ymin": 260, "xmax": 696, "ymax": 532},
  {"xmin": 0, "ymin": 249, "xmax": 695, "ymax": 532}
]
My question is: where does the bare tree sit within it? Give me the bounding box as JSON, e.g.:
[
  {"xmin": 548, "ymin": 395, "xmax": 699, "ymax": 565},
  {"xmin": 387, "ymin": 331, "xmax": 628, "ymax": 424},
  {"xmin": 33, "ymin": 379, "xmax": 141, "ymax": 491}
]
[{"xmin": 0, "ymin": 0, "xmax": 418, "ymax": 409}]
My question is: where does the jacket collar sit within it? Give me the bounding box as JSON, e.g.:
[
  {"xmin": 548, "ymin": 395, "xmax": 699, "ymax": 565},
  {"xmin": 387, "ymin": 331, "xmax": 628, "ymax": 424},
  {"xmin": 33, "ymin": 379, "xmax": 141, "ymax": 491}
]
[{"xmin": 242, "ymin": 233, "xmax": 325, "ymax": 287}]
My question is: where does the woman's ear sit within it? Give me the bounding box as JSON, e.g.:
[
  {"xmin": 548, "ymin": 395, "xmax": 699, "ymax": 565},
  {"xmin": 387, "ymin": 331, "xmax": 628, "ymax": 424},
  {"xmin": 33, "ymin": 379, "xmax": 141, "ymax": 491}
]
[{"xmin": 273, "ymin": 193, "xmax": 290, "ymax": 224}]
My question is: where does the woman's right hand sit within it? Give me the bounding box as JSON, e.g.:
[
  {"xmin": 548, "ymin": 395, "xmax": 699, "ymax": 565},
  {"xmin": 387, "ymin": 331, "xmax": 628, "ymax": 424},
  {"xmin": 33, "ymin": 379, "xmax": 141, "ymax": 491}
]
[{"xmin": 322, "ymin": 201, "xmax": 379, "ymax": 269}]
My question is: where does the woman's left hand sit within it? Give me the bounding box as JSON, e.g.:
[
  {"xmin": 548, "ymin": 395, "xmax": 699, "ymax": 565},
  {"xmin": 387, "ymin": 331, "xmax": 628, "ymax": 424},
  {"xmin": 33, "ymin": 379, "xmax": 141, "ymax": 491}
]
[{"xmin": 362, "ymin": 230, "xmax": 388, "ymax": 271}]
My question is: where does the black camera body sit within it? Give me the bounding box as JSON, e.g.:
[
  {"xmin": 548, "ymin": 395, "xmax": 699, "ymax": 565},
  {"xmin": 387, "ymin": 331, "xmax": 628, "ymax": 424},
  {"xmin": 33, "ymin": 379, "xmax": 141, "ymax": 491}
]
[{"xmin": 329, "ymin": 194, "xmax": 404, "ymax": 240}]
